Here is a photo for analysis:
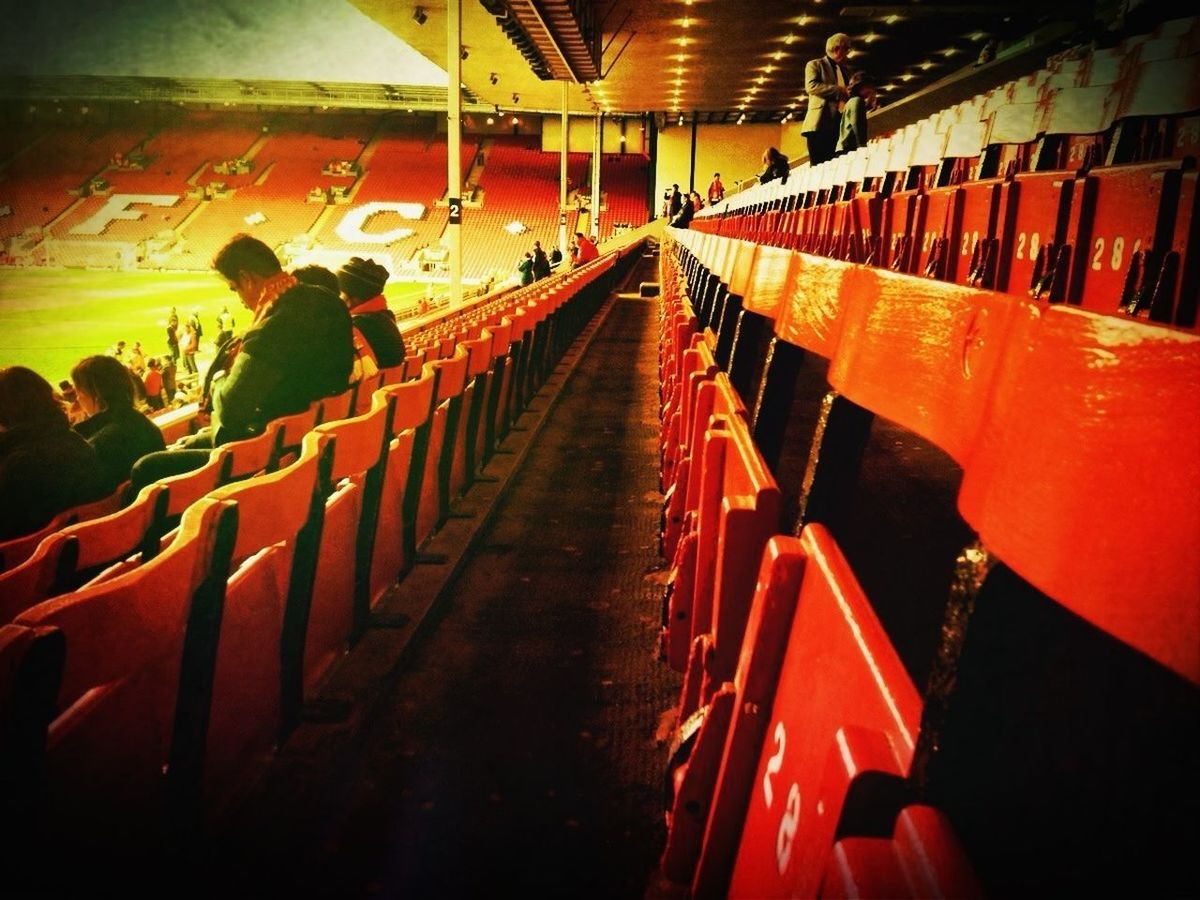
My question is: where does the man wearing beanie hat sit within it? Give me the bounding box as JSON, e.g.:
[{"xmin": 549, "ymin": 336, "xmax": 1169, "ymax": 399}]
[{"xmin": 337, "ymin": 257, "xmax": 405, "ymax": 368}]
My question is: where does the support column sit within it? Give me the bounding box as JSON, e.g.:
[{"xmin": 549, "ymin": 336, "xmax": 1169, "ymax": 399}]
[
  {"xmin": 446, "ymin": 0, "xmax": 463, "ymax": 306},
  {"xmin": 559, "ymin": 81, "xmax": 569, "ymax": 257},
  {"xmin": 591, "ymin": 112, "xmax": 602, "ymax": 242}
]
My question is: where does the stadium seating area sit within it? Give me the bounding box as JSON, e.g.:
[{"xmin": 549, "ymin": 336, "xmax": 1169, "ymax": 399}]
[
  {"xmin": 2, "ymin": 114, "xmax": 647, "ymax": 281},
  {"xmin": 464, "ymin": 135, "xmax": 591, "ymax": 280},
  {"xmin": 651, "ymin": 15, "xmax": 1198, "ymax": 897},
  {"xmin": 0, "ymin": 244, "xmax": 642, "ymax": 867}
]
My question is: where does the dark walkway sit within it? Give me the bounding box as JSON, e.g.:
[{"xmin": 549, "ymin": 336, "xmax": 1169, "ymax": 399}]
[{"xmin": 216, "ymin": 276, "xmax": 681, "ymax": 897}]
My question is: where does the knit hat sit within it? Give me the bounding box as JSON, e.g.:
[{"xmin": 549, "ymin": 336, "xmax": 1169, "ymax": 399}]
[{"xmin": 338, "ymin": 257, "xmax": 390, "ymax": 300}]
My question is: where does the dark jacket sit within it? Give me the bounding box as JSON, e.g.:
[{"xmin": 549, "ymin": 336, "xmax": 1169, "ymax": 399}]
[
  {"xmin": 669, "ymin": 199, "xmax": 695, "ymax": 229},
  {"xmin": 0, "ymin": 421, "xmax": 107, "ymax": 540},
  {"xmin": 760, "ymin": 154, "xmax": 790, "ymax": 185},
  {"xmin": 74, "ymin": 406, "xmax": 167, "ymax": 494},
  {"xmin": 351, "ymin": 299, "xmax": 406, "ymax": 369},
  {"xmin": 212, "ymin": 282, "xmax": 354, "ymax": 444},
  {"xmin": 532, "ymin": 248, "xmax": 551, "ymax": 280}
]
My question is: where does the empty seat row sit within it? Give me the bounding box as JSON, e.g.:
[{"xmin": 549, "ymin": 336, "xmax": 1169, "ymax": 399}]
[{"xmin": 656, "ymin": 231, "xmax": 1198, "ymax": 895}]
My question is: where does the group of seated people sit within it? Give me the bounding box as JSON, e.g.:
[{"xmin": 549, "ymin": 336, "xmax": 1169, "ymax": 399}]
[{"xmin": 0, "ymin": 235, "xmax": 407, "ymax": 543}]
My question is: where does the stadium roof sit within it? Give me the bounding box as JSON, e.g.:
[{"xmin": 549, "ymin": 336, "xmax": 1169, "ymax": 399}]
[{"xmin": 0, "ymin": 0, "xmax": 1130, "ymax": 122}]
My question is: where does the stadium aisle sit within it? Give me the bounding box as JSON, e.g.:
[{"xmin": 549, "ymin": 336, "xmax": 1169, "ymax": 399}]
[{"xmin": 211, "ymin": 269, "xmax": 682, "ymax": 897}]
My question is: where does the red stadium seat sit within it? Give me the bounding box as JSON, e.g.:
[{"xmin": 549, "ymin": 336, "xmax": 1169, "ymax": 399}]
[
  {"xmin": 371, "ymin": 365, "xmax": 438, "ymax": 603},
  {"xmin": 725, "ymin": 525, "xmax": 922, "ymax": 898},
  {"xmin": 307, "ymin": 392, "xmax": 393, "ymax": 687},
  {"xmin": 12, "ymin": 497, "xmax": 238, "ymax": 841},
  {"xmin": 200, "ymin": 433, "xmax": 332, "ymax": 810},
  {"xmin": 0, "ymin": 484, "xmax": 169, "ymax": 624},
  {"xmin": 820, "ymin": 805, "xmax": 982, "ymax": 899}
]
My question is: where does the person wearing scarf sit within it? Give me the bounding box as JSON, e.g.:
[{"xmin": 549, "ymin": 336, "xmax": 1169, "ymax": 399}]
[
  {"xmin": 337, "ymin": 257, "xmax": 405, "ymax": 368},
  {"xmin": 130, "ymin": 234, "xmax": 354, "ymax": 489}
]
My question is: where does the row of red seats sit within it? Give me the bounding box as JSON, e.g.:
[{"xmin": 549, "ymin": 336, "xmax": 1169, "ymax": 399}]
[
  {"xmin": 695, "ymin": 28, "xmax": 1198, "ymax": 331},
  {"xmin": 653, "ymin": 274, "xmax": 979, "ymax": 897},
  {"xmin": 658, "ymin": 225, "xmax": 1198, "ymax": 895},
  {"xmin": 0, "ymin": 247, "xmax": 635, "ymax": 865}
]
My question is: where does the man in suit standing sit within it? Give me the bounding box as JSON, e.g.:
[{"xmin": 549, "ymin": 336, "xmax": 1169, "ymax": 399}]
[{"xmin": 802, "ymin": 32, "xmax": 854, "ymax": 165}]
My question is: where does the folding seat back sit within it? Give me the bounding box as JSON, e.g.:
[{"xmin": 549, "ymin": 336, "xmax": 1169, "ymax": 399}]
[
  {"xmin": 820, "ymin": 805, "xmax": 982, "ymax": 899},
  {"xmin": 0, "ymin": 511, "xmax": 75, "ymax": 576},
  {"xmin": 401, "ymin": 349, "xmax": 426, "ymax": 382},
  {"xmin": 958, "ymin": 305, "xmax": 1200, "ymax": 683},
  {"xmin": 157, "ymin": 446, "xmax": 231, "ymax": 519},
  {"xmin": 828, "ymin": 272, "xmax": 1017, "ymax": 465},
  {"xmin": 879, "ymin": 131, "xmax": 923, "ymax": 272},
  {"xmin": 272, "ymin": 402, "xmax": 320, "ymax": 469},
  {"xmin": 307, "ymin": 391, "xmax": 393, "ymax": 677},
  {"xmin": 926, "ymin": 309, "xmax": 1198, "ymax": 894},
  {"xmin": 661, "ymin": 538, "xmax": 807, "ymax": 887},
  {"xmin": 371, "ymin": 364, "xmax": 438, "ymax": 602},
  {"xmin": 990, "ymin": 101, "xmax": 1076, "ymax": 299},
  {"xmin": 417, "ymin": 345, "xmax": 470, "ymax": 546},
  {"xmin": 12, "ymin": 498, "xmax": 237, "ymax": 838},
  {"xmin": 455, "ymin": 333, "xmax": 493, "ymax": 495},
  {"xmin": 483, "ymin": 317, "xmax": 516, "ymax": 454},
  {"xmin": 352, "ymin": 371, "xmax": 385, "ymax": 416},
  {"xmin": 201, "ymin": 433, "xmax": 331, "ymax": 808},
  {"xmin": 695, "ymin": 410, "xmax": 781, "ymax": 692},
  {"xmin": 317, "ymin": 384, "xmax": 356, "ymax": 424},
  {"xmin": 941, "ymin": 121, "xmax": 997, "ymax": 286},
  {"xmin": 222, "ymin": 419, "xmax": 285, "ymax": 482},
  {"xmin": 1114, "ymin": 55, "xmax": 1200, "ymax": 162},
  {"xmin": 378, "ymin": 362, "xmax": 406, "ymax": 387},
  {"xmin": 0, "ymin": 484, "xmax": 169, "ymax": 624},
  {"xmin": 728, "ymin": 524, "xmax": 922, "ymax": 899},
  {"xmin": 0, "ymin": 622, "xmax": 65, "ymax": 817}
]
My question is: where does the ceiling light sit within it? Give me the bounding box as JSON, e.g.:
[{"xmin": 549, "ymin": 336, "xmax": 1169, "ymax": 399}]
[
  {"xmin": 919, "ymin": 60, "xmax": 934, "ymax": 70},
  {"xmin": 682, "ymin": 17, "xmax": 690, "ymax": 28},
  {"xmin": 512, "ymin": 116, "xmax": 520, "ymax": 125},
  {"xmin": 942, "ymin": 47, "xmax": 960, "ymax": 57},
  {"xmin": 862, "ymin": 32, "xmax": 880, "ymax": 43},
  {"xmin": 677, "ymin": 114, "xmax": 683, "ymax": 126},
  {"xmin": 968, "ymin": 31, "xmax": 987, "ymax": 41},
  {"xmin": 773, "ymin": 51, "xmax": 783, "ymax": 60},
  {"xmin": 486, "ymin": 116, "xmax": 494, "ymax": 125},
  {"xmin": 899, "ymin": 72, "xmax": 916, "ymax": 81},
  {"xmin": 785, "ymin": 33, "xmax": 795, "ymax": 44},
  {"xmin": 885, "ymin": 14, "xmax": 901, "ymax": 24}
]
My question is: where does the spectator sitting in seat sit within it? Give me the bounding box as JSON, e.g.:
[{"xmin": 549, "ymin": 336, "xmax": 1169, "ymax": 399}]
[
  {"xmin": 532, "ymin": 241, "xmax": 551, "ymax": 281},
  {"xmin": 337, "ymin": 257, "xmax": 406, "ymax": 369},
  {"xmin": 573, "ymin": 232, "xmax": 599, "ymax": 265},
  {"xmin": 70, "ymin": 354, "xmax": 166, "ymax": 494},
  {"xmin": 0, "ymin": 366, "xmax": 107, "ymax": 540},
  {"xmin": 131, "ymin": 234, "xmax": 354, "ymax": 490},
  {"xmin": 759, "ymin": 146, "xmax": 790, "ymax": 185},
  {"xmin": 669, "ymin": 192, "xmax": 696, "ymax": 229}
]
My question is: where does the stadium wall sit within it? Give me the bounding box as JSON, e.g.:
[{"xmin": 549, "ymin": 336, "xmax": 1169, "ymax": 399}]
[{"xmin": 655, "ymin": 122, "xmax": 781, "ymax": 199}]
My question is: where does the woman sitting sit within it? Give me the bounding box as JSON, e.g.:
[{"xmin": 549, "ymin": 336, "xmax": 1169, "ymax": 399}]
[
  {"xmin": 0, "ymin": 366, "xmax": 106, "ymax": 540},
  {"xmin": 71, "ymin": 355, "xmax": 166, "ymax": 494}
]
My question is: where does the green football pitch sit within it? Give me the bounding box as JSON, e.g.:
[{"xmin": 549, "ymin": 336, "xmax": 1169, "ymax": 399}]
[{"xmin": 0, "ymin": 268, "xmax": 430, "ymax": 385}]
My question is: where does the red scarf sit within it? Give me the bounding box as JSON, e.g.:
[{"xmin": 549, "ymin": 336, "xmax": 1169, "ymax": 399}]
[
  {"xmin": 349, "ymin": 294, "xmax": 389, "ymax": 315},
  {"xmin": 252, "ymin": 271, "xmax": 298, "ymax": 324}
]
